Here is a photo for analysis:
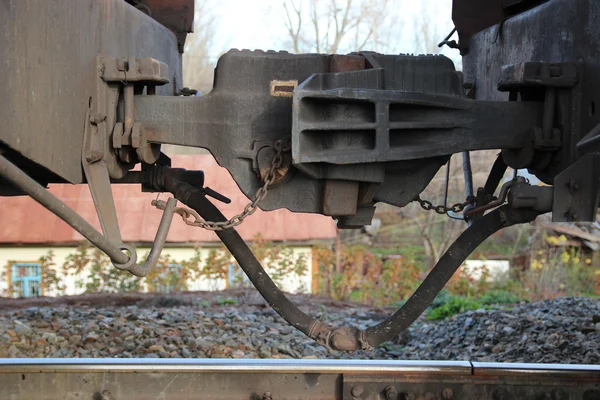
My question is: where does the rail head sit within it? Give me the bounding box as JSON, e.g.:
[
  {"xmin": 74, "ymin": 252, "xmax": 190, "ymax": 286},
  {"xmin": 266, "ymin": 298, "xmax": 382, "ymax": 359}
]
[{"xmin": 0, "ymin": 359, "xmax": 598, "ymax": 400}]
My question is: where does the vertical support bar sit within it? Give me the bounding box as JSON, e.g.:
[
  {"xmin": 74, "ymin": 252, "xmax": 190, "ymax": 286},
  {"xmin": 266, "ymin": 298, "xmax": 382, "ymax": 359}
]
[{"xmin": 462, "ymin": 151, "xmax": 474, "ymax": 225}]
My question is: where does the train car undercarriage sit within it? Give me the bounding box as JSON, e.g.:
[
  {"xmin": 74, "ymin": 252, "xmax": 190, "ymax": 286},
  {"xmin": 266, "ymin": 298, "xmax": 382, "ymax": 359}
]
[{"xmin": 1, "ymin": 0, "xmax": 599, "ymax": 352}]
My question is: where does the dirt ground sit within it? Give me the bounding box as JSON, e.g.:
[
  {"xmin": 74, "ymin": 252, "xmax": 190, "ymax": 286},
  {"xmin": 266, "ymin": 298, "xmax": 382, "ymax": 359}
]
[{"xmin": 0, "ymin": 289, "xmax": 387, "ymax": 313}]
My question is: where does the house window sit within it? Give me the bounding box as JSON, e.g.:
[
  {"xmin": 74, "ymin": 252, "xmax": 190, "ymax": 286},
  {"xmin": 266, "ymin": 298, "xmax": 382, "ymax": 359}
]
[
  {"xmin": 152, "ymin": 263, "xmax": 183, "ymax": 293},
  {"xmin": 228, "ymin": 263, "xmax": 250, "ymax": 288},
  {"xmin": 11, "ymin": 262, "xmax": 42, "ymax": 298}
]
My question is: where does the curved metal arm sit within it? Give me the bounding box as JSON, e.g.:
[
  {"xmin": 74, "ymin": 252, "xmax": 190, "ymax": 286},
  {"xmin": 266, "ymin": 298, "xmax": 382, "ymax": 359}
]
[
  {"xmin": 0, "ymin": 154, "xmax": 129, "ymax": 264},
  {"xmin": 112, "ymin": 197, "xmax": 178, "ymax": 277},
  {"xmin": 0, "ymin": 154, "xmax": 177, "ymax": 277},
  {"xmin": 167, "ymin": 179, "xmax": 542, "ymax": 352}
]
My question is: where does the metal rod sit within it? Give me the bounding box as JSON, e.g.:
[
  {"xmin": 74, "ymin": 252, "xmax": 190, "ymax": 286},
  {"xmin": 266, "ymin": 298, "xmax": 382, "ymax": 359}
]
[
  {"xmin": 462, "ymin": 152, "xmax": 474, "ymax": 200},
  {"xmin": 124, "ymin": 84, "xmax": 134, "ymax": 135},
  {"xmin": 0, "ymin": 154, "xmax": 129, "ymax": 264},
  {"xmin": 114, "ymin": 198, "xmax": 177, "ymax": 277},
  {"xmin": 461, "ymin": 151, "xmax": 474, "ymax": 224},
  {"xmin": 168, "ymin": 180, "xmax": 541, "ymax": 352},
  {"xmin": 443, "ymin": 157, "xmax": 451, "ymax": 209}
]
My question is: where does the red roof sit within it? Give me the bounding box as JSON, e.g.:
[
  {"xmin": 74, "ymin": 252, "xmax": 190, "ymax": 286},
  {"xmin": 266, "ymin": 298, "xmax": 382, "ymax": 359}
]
[{"xmin": 0, "ymin": 155, "xmax": 337, "ymax": 244}]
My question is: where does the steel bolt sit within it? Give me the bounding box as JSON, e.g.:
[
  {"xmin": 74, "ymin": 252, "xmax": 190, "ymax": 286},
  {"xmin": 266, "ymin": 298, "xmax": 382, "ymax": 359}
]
[
  {"xmin": 85, "ymin": 150, "xmax": 104, "ymax": 164},
  {"xmin": 99, "ymin": 390, "xmax": 115, "ymax": 400},
  {"xmin": 550, "ymin": 388, "xmax": 565, "ymax": 400},
  {"xmin": 351, "ymin": 386, "xmax": 364, "ymax": 398},
  {"xmin": 442, "ymin": 387, "xmax": 454, "ymax": 400},
  {"xmin": 262, "ymin": 392, "xmax": 272, "ymax": 400},
  {"xmin": 493, "ymin": 388, "xmax": 509, "ymax": 400},
  {"xmin": 89, "ymin": 113, "xmax": 106, "ymax": 125},
  {"xmin": 384, "ymin": 385, "xmax": 398, "ymax": 400},
  {"xmin": 566, "ymin": 179, "xmax": 580, "ymax": 194}
]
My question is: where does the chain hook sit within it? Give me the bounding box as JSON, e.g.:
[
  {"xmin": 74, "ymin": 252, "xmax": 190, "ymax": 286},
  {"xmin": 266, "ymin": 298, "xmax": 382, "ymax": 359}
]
[
  {"xmin": 153, "ymin": 139, "xmax": 290, "ymax": 231},
  {"xmin": 414, "ymin": 194, "xmax": 476, "ymax": 216}
]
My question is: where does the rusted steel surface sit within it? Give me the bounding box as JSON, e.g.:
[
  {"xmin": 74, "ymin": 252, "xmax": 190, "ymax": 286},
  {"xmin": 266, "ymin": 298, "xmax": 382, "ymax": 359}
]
[
  {"xmin": 135, "ymin": 0, "xmax": 195, "ymax": 52},
  {"xmin": 322, "ymin": 180, "xmax": 359, "ymax": 216},
  {"xmin": 0, "ymin": 0, "xmax": 182, "ymax": 184},
  {"xmin": 328, "ymin": 54, "xmax": 366, "ymax": 73},
  {"xmin": 452, "ymin": 0, "xmax": 547, "ymax": 39},
  {"xmin": 452, "ymin": 0, "xmax": 505, "ymax": 39},
  {"xmin": 0, "ymin": 359, "xmax": 597, "ymax": 400},
  {"xmin": 462, "ymin": 0, "xmax": 599, "ymax": 187}
]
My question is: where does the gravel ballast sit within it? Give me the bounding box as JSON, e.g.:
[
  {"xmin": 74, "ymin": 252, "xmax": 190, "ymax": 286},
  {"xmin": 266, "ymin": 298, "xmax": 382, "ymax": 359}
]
[{"xmin": 0, "ymin": 293, "xmax": 597, "ymax": 363}]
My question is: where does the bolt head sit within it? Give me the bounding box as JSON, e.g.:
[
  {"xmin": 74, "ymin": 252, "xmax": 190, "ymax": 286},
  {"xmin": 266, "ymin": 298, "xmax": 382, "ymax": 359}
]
[
  {"xmin": 493, "ymin": 388, "xmax": 509, "ymax": 400},
  {"xmin": 551, "ymin": 389, "xmax": 565, "ymax": 400},
  {"xmin": 351, "ymin": 386, "xmax": 364, "ymax": 397},
  {"xmin": 261, "ymin": 391, "xmax": 272, "ymax": 400},
  {"xmin": 85, "ymin": 150, "xmax": 104, "ymax": 164},
  {"xmin": 442, "ymin": 387, "xmax": 454, "ymax": 400},
  {"xmin": 385, "ymin": 386, "xmax": 398, "ymax": 400}
]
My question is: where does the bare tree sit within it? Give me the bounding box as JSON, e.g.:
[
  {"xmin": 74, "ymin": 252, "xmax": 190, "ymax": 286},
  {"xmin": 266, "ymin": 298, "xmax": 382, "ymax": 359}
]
[
  {"xmin": 410, "ymin": 3, "xmax": 442, "ymax": 55},
  {"xmin": 183, "ymin": 0, "xmax": 220, "ymax": 95},
  {"xmin": 281, "ymin": 0, "xmax": 399, "ymax": 54},
  {"xmin": 406, "ymin": 1, "xmax": 463, "ymax": 68},
  {"xmin": 283, "ymin": 0, "xmax": 304, "ymax": 53}
]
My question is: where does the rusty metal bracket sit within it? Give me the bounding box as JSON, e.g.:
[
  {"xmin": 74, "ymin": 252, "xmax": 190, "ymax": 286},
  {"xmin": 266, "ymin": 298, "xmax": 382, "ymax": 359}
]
[
  {"xmin": 498, "ymin": 62, "xmax": 580, "ymax": 91},
  {"xmin": 82, "ymin": 109, "xmax": 123, "ymax": 244},
  {"xmin": 81, "ymin": 106, "xmax": 179, "ymax": 276},
  {"xmin": 101, "ymin": 57, "xmax": 170, "ymax": 84},
  {"xmin": 552, "ymin": 153, "xmax": 600, "ymax": 222},
  {"xmin": 101, "ymin": 56, "xmax": 169, "ymax": 168},
  {"xmin": 125, "ymin": 0, "xmax": 195, "ymax": 53},
  {"xmin": 464, "ymin": 177, "xmax": 526, "ymax": 218}
]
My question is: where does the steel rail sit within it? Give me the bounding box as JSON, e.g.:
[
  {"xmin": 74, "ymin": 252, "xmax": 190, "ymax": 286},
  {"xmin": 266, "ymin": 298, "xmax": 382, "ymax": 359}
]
[
  {"xmin": 0, "ymin": 358, "xmax": 597, "ymax": 375},
  {"xmin": 0, "ymin": 359, "xmax": 598, "ymax": 400},
  {"xmin": 0, "ymin": 358, "xmax": 473, "ymax": 373}
]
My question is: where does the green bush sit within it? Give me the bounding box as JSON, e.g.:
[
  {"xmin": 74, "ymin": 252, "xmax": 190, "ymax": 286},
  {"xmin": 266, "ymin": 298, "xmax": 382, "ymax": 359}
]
[
  {"xmin": 214, "ymin": 296, "xmax": 239, "ymax": 306},
  {"xmin": 429, "ymin": 289, "xmax": 453, "ymax": 310},
  {"xmin": 426, "ymin": 295, "xmax": 482, "ymax": 320},
  {"xmin": 478, "ymin": 290, "xmax": 520, "ymax": 306}
]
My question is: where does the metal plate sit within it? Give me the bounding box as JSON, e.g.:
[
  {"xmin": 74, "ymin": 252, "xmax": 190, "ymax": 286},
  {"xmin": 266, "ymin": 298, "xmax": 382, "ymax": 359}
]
[
  {"xmin": 0, "ymin": 359, "xmax": 597, "ymax": 400},
  {"xmin": 461, "ymin": 0, "xmax": 600, "ymax": 190},
  {"xmin": 0, "ymin": 0, "xmax": 182, "ymax": 184},
  {"xmin": 462, "ymin": 0, "xmax": 598, "ymax": 138}
]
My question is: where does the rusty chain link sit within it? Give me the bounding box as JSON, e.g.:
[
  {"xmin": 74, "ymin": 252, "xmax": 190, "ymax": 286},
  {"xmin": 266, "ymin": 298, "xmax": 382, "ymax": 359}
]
[
  {"xmin": 155, "ymin": 139, "xmax": 290, "ymax": 231},
  {"xmin": 413, "ymin": 194, "xmax": 476, "ymax": 215}
]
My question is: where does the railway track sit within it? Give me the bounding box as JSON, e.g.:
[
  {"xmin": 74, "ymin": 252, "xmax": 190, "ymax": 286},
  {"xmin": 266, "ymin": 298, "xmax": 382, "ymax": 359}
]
[{"xmin": 0, "ymin": 359, "xmax": 598, "ymax": 399}]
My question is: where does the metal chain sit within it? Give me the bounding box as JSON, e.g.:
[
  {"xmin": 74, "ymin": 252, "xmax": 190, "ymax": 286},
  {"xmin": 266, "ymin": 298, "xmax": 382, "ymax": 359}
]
[
  {"xmin": 413, "ymin": 194, "xmax": 476, "ymax": 215},
  {"xmin": 162, "ymin": 139, "xmax": 289, "ymax": 231}
]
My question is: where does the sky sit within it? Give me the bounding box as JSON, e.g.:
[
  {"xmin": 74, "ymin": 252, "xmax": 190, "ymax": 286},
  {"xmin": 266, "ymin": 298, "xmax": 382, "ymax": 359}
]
[{"xmin": 199, "ymin": 0, "xmax": 460, "ymax": 65}]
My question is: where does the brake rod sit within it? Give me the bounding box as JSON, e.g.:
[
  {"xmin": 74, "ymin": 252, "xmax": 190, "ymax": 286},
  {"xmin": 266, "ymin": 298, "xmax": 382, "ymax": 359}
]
[
  {"xmin": 165, "ymin": 178, "xmax": 541, "ymax": 351},
  {"xmin": 0, "ymin": 154, "xmax": 178, "ymax": 278},
  {"xmin": 0, "ymin": 154, "xmax": 129, "ymax": 264}
]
